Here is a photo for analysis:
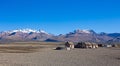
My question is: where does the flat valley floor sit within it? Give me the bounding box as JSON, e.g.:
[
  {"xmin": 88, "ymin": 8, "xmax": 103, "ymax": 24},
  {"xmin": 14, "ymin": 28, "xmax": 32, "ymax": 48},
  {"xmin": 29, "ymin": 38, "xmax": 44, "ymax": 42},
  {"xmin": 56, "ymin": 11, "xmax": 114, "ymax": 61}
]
[{"xmin": 0, "ymin": 42, "xmax": 119, "ymax": 66}]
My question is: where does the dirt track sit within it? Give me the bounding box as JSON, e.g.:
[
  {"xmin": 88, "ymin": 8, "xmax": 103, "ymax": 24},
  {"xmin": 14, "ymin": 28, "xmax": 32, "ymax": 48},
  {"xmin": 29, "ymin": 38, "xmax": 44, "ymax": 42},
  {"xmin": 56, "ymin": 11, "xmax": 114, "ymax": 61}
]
[{"xmin": 0, "ymin": 44, "xmax": 119, "ymax": 66}]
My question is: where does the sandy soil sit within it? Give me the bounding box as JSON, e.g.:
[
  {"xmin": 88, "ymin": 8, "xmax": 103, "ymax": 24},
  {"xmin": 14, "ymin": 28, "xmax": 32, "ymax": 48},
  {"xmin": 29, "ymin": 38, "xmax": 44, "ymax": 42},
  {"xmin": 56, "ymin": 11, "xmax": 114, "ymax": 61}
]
[{"xmin": 0, "ymin": 44, "xmax": 119, "ymax": 66}]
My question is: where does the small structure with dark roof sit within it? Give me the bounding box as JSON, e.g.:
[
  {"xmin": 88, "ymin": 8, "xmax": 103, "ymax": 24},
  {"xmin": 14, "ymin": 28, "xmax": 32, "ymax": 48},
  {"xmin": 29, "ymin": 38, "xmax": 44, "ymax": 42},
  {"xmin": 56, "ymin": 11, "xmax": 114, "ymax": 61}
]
[{"xmin": 65, "ymin": 41, "xmax": 74, "ymax": 50}]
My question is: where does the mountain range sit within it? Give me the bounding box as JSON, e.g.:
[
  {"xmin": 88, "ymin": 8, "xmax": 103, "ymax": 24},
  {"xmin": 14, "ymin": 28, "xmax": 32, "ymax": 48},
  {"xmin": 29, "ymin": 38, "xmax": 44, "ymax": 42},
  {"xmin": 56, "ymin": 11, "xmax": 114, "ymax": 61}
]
[{"xmin": 0, "ymin": 29, "xmax": 120, "ymax": 44}]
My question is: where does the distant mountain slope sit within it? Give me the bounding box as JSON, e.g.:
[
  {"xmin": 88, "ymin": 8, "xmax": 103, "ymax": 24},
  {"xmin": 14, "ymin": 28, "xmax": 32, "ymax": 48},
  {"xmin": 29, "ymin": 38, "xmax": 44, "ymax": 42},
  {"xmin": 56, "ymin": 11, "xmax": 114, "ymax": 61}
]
[
  {"xmin": 49, "ymin": 29, "xmax": 112, "ymax": 43},
  {"xmin": 107, "ymin": 37, "xmax": 120, "ymax": 44},
  {"xmin": 107, "ymin": 33, "xmax": 120, "ymax": 38},
  {"xmin": 0, "ymin": 29, "xmax": 120, "ymax": 43},
  {"xmin": 0, "ymin": 29, "xmax": 52, "ymax": 41}
]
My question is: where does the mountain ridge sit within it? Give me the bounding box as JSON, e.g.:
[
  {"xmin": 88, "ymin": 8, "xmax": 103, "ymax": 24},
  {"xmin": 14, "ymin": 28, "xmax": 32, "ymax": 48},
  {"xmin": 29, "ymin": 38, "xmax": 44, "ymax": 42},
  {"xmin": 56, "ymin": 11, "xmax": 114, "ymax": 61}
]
[{"xmin": 0, "ymin": 28, "xmax": 120, "ymax": 43}]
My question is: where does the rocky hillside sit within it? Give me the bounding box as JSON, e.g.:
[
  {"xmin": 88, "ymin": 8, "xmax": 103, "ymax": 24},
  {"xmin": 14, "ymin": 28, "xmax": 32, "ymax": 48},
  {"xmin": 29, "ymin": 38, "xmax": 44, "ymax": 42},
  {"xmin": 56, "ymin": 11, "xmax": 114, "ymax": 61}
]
[
  {"xmin": 0, "ymin": 29, "xmax": 52, "ymax": 42},
  {"xmin": 0, "ymin": 29, "xmax": 120, "ymax": 43},
  {"xmin": 48, "ymin": 29, "xmax": 113, "ymax": 43}
]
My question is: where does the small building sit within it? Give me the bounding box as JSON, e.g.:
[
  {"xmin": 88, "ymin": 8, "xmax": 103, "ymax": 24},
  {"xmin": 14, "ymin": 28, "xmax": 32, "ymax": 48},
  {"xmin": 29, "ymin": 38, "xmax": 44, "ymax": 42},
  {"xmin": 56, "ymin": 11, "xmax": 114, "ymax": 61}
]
[
  {"xmin": 84, "ymin": 42, "xmax": 92, "ymax": 48},
  {"xmin": 98, "ymin": 44, "xmax": 104, "ymax": 47},
  {"xmin": 75, "ymin": 42, "xmax": 98, "ymax": 49},
  {"xmin": 91, "ymin": 43, "xmax": 98, "ymax": 48},
  {"xmin": 65, "ymin": 41, "xmax": 74, "ymax": 50},
  {"xmin": 112, "ymin": 44, "xmax": 118, "ymax": 47},
  {"xmin": 104, "ymin": 44, "xmax": 112, "ymax": 48}
]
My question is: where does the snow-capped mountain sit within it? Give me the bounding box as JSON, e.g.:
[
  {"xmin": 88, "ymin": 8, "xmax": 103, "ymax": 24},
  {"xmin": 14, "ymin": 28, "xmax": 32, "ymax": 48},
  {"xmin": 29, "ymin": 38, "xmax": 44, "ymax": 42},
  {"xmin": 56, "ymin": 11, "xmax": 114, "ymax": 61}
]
[
  {"xmin": 39, "ymin": 29, "xmax": 49, "ymax": 34},
  {"xmin": 74, "ymin": 29, "xmax": 91, "ymax": 34},
  {"xmin": 0, "ymin": 28, "xmax": 120, "ymax": 43},
  {"xmin": 6, "ymin": 29, "xmax": 38, "ymax": 33},
  {"xmin": 5, "ymin": 29, "xmax": 49, "ymax": 34},
  {"xmin": 0, "ymin": 29, "xmax": 52, "ymax": 41},
  {"xmin": 48, "ymin": 29, "xmax": 112, "ymax": 42}
]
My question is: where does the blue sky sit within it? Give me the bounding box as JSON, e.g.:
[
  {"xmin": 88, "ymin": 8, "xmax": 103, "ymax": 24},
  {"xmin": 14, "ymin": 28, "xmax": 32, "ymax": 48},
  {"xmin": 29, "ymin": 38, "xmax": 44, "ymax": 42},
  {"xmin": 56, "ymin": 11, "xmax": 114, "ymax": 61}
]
[{"xmin": 0, "ymin": 0, "xmax": 120, "ymax": 34}]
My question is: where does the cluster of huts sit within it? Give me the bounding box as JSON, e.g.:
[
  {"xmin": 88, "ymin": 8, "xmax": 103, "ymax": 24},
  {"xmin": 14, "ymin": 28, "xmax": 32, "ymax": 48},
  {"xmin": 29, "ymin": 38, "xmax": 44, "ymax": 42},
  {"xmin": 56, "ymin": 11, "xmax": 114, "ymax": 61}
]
[
  {"xmin": 74, "ymin": 42, "xmax": 98, "ymax": 48},
  {"xmin": 63, "ymin": 41, "xmax": 120, "ymax": 50},
  {"xmin": 64, "ymin": 41, "xmax": 98, "ymax": 50}
]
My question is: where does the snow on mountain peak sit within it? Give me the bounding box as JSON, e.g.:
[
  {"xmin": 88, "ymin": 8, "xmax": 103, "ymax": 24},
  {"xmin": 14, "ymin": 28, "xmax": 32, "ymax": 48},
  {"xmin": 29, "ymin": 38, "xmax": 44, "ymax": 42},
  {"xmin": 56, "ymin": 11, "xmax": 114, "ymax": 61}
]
[
  {"xmin": 39, "ymin": 29, "xmax": 49, "ymax": 34},
  {"xmin": 6, "ymin": 29, "xmax": 48, "ymax": 34},
  {"xmin": 8, "ymin": 29, "xmax": 37, "ymax": 33},
  {"xmin": 74, "ymin": 29, "xmax": 91, "ymax": 34},
  {"xmin": 81, "ymin": 30, "xmax": 91, "ymax": 33}
]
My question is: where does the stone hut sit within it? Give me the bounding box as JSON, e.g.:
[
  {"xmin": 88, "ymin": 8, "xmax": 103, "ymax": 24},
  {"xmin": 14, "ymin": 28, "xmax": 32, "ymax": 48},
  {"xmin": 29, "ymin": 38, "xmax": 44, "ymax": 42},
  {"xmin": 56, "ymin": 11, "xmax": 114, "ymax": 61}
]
[
  {"xmin": 112, "ymin": 44, "xmax": 118, "ymax": 47},
  {"xmin": 91, "ymin": 43, "xmax": 98, "ymax": 48},
  {"xmin": 98, "ymin": 44, "xmax": 104, "ymax": 47},
  {"xmin": 75, "ymin": 42, "xmax": 85, "ymax": 48},
  {"xmin": 65, "ymin": 41, "xmax": 74, "ymax": 50},
  {"xmin": 75, "ymin": 42, "xmax": 98, "ymax": 49},
  {"xmin": 104, "ymin": 44, "xmax": 112, "ymax": 48},
  {"xmin": 85, "ymin": 42, "xmax": 93, "ymax": 48}
]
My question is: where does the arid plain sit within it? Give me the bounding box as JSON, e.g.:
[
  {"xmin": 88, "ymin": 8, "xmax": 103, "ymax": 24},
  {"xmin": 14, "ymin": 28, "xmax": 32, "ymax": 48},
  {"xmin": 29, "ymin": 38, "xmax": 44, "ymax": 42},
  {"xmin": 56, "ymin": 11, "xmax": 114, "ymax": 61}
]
[{"xmin": 0, "ymin": 42, "xmax": 119, "ymax": 66}]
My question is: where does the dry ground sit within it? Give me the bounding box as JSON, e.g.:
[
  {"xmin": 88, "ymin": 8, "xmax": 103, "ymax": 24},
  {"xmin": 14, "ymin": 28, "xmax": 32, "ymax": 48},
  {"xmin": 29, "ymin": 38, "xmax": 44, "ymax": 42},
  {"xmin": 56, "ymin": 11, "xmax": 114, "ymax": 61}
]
[{"xmin": 0, "ymin": 42, "xmax": 119, "ymax": 66}]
